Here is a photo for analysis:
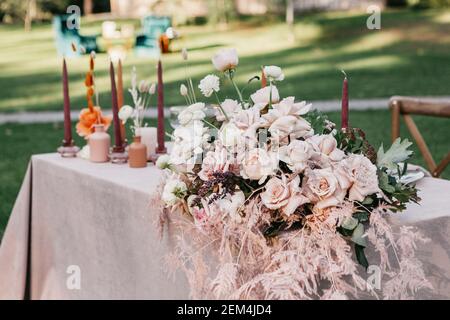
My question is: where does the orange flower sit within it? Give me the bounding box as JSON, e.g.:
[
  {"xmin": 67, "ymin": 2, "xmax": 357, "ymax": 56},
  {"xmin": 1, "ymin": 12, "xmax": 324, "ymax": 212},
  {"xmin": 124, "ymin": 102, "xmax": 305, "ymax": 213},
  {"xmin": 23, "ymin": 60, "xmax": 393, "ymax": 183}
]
[{"xmin": 76, "ymin": 106, "xmax": 112, "ymax": 138}]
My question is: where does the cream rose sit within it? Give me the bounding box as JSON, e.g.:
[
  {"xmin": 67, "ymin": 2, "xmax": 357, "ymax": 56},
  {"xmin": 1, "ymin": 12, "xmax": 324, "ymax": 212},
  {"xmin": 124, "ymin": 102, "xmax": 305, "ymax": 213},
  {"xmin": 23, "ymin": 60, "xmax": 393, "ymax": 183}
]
[
  {"xmin": 269, "ymin": 115, "xmax": 312, "ymax": 143},
  {"xmin": 261, "ymin": 175, "xmax": 309, "ymax": 216},
  {"xmin": 262, "ymin": 97, "xmax": 312, "ymax": 125},
  {"xmin": 279, "ymin": 140, "xmax": 313, "ymax": 173},
  {"xmin": 212, "ymin": 48, "xmax": 239, "ymax": 72},
  {"xmin": 304, "ymin": 168, "xmax": 347, "ymax": 209},
  {"xmin": 178, "ymin": 103, "xmax": 206, "ymax": 126},
  {"xmin": 343, "ymin": 154, "xmax": 380, "ymax": 202},
  {"xmin": 240, "ymin": 148, "xmax": 278, "ymax": 184},
  {"xmin": 307, "ymin": 134, "xmax": 345, "ymax": 166}
]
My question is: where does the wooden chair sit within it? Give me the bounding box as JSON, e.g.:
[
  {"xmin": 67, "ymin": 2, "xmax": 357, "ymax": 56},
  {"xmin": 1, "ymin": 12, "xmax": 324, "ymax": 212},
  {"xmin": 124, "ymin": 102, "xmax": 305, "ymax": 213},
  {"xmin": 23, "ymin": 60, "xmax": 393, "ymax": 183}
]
[{"xmin": 390, "ymin": 96, "xmax": 450, "ymax": 177}]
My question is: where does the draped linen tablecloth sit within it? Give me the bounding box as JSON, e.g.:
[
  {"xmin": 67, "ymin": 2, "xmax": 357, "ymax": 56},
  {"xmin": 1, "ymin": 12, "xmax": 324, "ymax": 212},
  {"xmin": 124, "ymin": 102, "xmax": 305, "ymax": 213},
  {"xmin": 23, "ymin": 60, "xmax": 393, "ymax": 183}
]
[{"xmin": 0, "ymin": 153, "xmax": 449, "ymax": 299}]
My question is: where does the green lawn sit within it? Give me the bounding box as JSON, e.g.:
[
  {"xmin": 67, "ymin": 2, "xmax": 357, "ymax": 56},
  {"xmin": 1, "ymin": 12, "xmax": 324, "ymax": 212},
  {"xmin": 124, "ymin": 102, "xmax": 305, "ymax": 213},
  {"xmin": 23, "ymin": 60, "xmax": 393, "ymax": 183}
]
[
  {"xmin": 0, "ymin": 9, "xmax": 450, "ymax": 112},
  {"xmin": 1, "ymin": 111, "xmax": 449, "ymax": 238}
]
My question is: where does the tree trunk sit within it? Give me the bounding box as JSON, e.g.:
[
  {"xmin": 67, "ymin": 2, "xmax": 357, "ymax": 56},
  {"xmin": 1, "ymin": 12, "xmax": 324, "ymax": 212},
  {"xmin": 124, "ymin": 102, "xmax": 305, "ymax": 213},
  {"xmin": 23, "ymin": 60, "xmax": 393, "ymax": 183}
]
[
  {"xmin": 84, "ymin": 0, "xmax": 93, "ymax": 16},
  {"xmin": 286, "ymin": 0, "xmax": 295, "ymax": 42},
  {"xmin": 24, "ymin": 0, "xmax": 36, "ymax": 31}
]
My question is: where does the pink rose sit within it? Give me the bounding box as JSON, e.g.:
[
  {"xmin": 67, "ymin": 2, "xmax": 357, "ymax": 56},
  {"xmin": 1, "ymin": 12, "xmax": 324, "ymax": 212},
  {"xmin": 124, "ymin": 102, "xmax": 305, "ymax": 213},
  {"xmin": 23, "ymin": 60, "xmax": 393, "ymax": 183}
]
[
  {"xmin": 240, "ymin": 148, "xmax": 278, "ymax": 184},
  {"xmin": 198, "ymin": 148, "xmax": 234, "ymax": 181},
  {"xmin": 250, "ymin": 86, "xmax": 280, "ymax": 110},
  {"xmin": 269, "ymin": 115, "xmax": 312, "ymax": 143},
  {"xmin": 279, "ymin": 140, "xmax": 313, "ymax": 173},
  {"xmin": 262, "ymin": 97, "xmax": 312, "ymax": 125},
  {"xmin": 212, "ymin": 48, "xmax": 239, "ymax": 72},
  {"xmin": 307, "ymin": 134, "xmax": 345, "ymax": 166},
  {"xmin": 261, "ymin": 175, "xmax": 309, "ymax": 216}
]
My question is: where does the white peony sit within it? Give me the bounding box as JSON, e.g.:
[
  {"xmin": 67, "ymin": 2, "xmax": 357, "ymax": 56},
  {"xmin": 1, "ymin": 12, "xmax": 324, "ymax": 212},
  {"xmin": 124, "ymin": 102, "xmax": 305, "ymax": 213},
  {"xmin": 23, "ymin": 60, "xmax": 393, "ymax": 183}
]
[
  {"xmin": 250, "ymin": 86, "xmax": 280, "ymax": 110},
  {"xmin": 162, "ymin": 176, "xmax": 187, "ymax": 206},
  {"xmin": 119, "ymin": 105, "xmax": 134, "ymax": 123},
  {"xmin": 263, "ymin": 65, "xmax": 285, "ymax": 82},
  {"xmin": 198, "ymin": 74, "xmax": 220, "ymax": 97},
  {"xmin": 212, "ymin": 48, "xmax": 239, "ymax": 72},
  {"xmin": 178, "ymin": 103, "xmax": 206, "ymax": 126},
  {"xmin": 240, "ymin": 148, "xmax": 278, "ymax": 184},
  {"xmin": 216, "ymin": 99, "xmax": 242, "ymax": 122}
]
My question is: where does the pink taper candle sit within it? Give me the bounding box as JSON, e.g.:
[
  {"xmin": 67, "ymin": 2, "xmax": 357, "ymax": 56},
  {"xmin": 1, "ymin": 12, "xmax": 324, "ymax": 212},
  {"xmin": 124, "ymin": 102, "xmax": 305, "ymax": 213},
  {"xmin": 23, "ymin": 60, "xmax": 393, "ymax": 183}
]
[
  {"xmin": 62, "ymin": 58, "xmax": 73, "ymax": 146},
  {"xmin": 110, "ymin": 61, "xmax": 124, "ymax": 152},
  {"xmin": 156, "ymin": 60, "xmax": 166, "ymax": 154},
  {"xmin": 341, "ymin": 71, "xmax": 349, "ymax": 129}
]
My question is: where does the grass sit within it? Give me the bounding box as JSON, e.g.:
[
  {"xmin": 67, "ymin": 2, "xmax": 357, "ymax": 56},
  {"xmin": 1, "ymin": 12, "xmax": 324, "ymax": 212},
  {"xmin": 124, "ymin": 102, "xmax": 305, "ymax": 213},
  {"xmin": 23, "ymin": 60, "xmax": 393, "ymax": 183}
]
[
  {"xmin": 0, "ymin": 110, "xmax": 449, "ymax": 238},
  {"xmin": 0, "ymin": 9, "xmax": 450, "ymax": 112}
]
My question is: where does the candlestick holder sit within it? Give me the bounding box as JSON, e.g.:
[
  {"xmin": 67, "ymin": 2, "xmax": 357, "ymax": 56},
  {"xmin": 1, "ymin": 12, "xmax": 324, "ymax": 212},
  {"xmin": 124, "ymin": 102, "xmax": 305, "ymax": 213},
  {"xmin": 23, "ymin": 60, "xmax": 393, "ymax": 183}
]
[
  {"xmin": 110, "ymin": 146, "xmax": 128, "ymax": 164},
  {"xmin": 57, "ymin": 140, "xmax": 80, "ymax": 158}
]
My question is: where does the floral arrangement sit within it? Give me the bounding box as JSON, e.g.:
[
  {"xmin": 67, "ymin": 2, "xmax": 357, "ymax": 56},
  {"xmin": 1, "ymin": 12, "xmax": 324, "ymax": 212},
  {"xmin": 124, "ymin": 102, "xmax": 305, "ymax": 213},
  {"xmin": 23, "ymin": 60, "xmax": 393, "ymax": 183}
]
[
  {"xmin": 157, "ymin": 48, "xmax": 431, "ymax": 300},
  {"xmin": 75, "ymin": 50, "xmax": 111, "ymax": 138},
  {"xmin": 118, "ymin": 67, "xmax": 156, "ymax": 135}
]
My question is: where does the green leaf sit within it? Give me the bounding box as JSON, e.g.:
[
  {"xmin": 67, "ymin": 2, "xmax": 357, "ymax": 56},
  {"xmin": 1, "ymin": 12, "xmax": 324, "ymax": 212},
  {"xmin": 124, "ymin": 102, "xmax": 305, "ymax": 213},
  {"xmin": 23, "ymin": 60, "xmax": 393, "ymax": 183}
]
[
  {"xmin": 351, "ymin": 223, "xmax": 367, "ymax": 247},
  {"xmin": 341, "ymin": 216, "xmax": 358, "ymax": 230},
  {"xmin": 378, "ymin": 170, "xmax": 396, "ymax": 193},
  {"xmin": 377, "ymin": 138, "xmax": 413, "ymax": 171},
  {"xmin": 353, "ymin": 211, "xmax": 369, "ymax": 222},
  {"xmin": 355, "ymin": 244, "xmax": 369, "ymax": 269}
]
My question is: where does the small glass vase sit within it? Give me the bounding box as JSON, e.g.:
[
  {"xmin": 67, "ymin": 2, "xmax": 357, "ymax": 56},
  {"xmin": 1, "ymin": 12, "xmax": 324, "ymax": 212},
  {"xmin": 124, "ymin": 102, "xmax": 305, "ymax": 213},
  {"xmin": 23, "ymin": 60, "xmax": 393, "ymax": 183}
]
[
  {"xmin": 128, "ymin": 136, "xmax": 148, "ymax": 168},
  {"xmin": 88, "ymin": 124, "xmax": 110, "ymax": 163}
]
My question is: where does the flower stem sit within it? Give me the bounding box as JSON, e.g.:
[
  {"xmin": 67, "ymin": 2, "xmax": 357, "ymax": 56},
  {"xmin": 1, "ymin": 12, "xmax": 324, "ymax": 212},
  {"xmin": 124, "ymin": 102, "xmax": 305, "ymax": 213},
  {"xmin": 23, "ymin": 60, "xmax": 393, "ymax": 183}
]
[
  {"xmin": 202, "ymin": 118, "xmax": 219, "ymax": 130},
  {"xmin": 228, "ymin": 70, "xmax": 244, "ymax": 107},
  {"xmin": 269, "ymin": 81, "xmax": 273, "ymax": 110},
  {"xmin": 214, "ymin": 92, "xmax": 229, "ymax": 122}
]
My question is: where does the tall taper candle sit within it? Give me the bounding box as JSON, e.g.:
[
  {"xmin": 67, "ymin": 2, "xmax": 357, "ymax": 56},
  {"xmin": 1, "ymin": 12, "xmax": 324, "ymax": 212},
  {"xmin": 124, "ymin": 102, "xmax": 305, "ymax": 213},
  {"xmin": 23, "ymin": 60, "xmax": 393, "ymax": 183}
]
[
  {"xmin": 62, "ymin": 58, "xmax": 73, "ymax": 146},
  {"xmin": 341, "ymin": 71, "xmax": 349, "ymax": 129},
  {"xmin": 117, "ymin": 59, "xmax": 126, "ymax": 144},
  {"xmin": 110, "ymin": 61, "xmax": 123, "ymax": 151},
  {"xmin": 156, "ymin": 60, "xmax": 167, "ymax": 153}
]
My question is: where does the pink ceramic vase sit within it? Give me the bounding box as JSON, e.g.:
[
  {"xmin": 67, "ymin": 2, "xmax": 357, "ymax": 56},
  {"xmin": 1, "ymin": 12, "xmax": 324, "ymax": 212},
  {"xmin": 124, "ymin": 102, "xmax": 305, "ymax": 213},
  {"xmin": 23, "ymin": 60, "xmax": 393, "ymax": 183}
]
[{"xmin": 89, "ymin": 124, "xmax": 110, "ymax": 163}]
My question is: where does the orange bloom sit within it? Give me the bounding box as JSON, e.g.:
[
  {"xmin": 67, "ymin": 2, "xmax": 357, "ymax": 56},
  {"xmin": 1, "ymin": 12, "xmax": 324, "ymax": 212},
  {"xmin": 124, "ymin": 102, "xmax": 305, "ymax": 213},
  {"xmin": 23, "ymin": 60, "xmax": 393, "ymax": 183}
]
[{"xmin": 76, "ymin": 106, "xmax": 112, "ymax": 138}]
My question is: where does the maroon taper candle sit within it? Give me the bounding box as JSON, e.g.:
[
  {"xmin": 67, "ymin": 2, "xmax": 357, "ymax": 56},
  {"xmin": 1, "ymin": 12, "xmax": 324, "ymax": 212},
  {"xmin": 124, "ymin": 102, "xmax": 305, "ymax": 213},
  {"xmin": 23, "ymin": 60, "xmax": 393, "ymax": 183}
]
[
  {"xmin": 62, "ymin": 58, "xmax": 73, "ymax": 146},
  {"xmin": 341, "ymin": 71, "xmax": 349, "ymax": 129},
  {"xmin": 110, "ymin": 61, "xmax": 123, "ymax": 152},
  {"xmin": 156, "ymin": 60, "xmax": 167, "ymax": 153}
]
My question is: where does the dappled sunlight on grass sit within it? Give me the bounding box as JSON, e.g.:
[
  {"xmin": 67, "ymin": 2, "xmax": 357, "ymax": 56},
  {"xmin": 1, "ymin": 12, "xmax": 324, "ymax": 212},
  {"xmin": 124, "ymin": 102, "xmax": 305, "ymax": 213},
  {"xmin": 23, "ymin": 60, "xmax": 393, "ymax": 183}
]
[{"xmin": 338, "ymin": 55, "xmax": 406, "ymax": 70}]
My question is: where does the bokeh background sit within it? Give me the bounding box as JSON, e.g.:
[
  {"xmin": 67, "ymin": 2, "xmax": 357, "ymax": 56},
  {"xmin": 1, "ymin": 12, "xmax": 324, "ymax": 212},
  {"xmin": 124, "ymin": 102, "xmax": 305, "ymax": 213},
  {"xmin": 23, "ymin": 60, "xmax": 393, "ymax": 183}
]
[{"xmin": 1, "ymin": 0, "xmax": 449, "ymax": 238}]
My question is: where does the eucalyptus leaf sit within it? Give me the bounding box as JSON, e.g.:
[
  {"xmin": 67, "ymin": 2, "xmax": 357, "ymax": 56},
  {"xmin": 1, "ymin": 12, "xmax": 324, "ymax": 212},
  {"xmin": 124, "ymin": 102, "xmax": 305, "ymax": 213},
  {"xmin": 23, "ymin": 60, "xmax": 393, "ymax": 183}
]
[
  {"xmin": 351, "ymin": 223, "xmax": 367, "ymax": 247},
  {"xmin": 341, "ymin": 216, "xmax": 358, "ymax": 230}
]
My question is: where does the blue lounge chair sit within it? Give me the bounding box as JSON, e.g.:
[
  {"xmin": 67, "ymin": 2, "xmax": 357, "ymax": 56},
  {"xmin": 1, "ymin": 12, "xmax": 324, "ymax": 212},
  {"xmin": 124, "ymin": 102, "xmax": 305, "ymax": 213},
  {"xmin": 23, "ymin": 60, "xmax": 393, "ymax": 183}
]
[
  {"xmin": 135, "ymin": 15, "xmax": 172, "ymax": 58},
  {"xmin": 53, "ymin": 14, "xmax": 99, "ymax": 57}
]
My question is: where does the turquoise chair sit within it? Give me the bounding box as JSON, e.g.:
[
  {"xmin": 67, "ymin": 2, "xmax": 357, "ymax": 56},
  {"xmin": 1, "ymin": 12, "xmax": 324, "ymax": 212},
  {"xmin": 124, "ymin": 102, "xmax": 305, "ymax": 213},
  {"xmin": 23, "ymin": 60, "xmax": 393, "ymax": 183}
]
[
  {"xmin": 53, "ymin": 14, "xmax": 99, "ymax": 57},
  {"xmin": 135, "ymin": 15, "xmax": 171, "ymax": 57}
]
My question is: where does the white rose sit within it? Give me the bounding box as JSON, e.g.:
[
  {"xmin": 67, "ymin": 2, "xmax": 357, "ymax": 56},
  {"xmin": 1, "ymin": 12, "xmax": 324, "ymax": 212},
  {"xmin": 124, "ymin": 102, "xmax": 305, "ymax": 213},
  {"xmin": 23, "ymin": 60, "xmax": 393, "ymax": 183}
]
[
  {"xmin": 156, "ymin": 154, "xmax": 171, "ymax": 170},
  {"xmin": 216, "ymin": 99, "xmax": 242, "ymax": 122},
  {"xmin": 119, "ymin": 105, "xmax": 134, "ymax": 123},
  {"xmin": 162, "ymin": 177, "xmax": 187, "ymax": 206},
  {"xmin": 212, "ymin": 48, "xmax": 239, "ymax": 72},
  {"xmin": 279, "ymin": 140, "xmax": 313, "ymax": 173},
  {"xmin": 263, "ymin": 65, "xmax": 285, "ymax": 82},
  {"xmin": 198, "ymin": 74, "xmax": 220, "ymax": 98},
  {"xmin": 219, "ymin": 122, "xmax": 242, "ymax": 148},
  {"xmin": 240, "ymin": 148, "xmax": 278, "ymax": 184},
  {"xmin": 250, "ymin": 86, "xmax": 280, "ymax": 110},
  {"xmin": 178, "ymin": 103, "xmax": 206, "ymax": 126}
]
